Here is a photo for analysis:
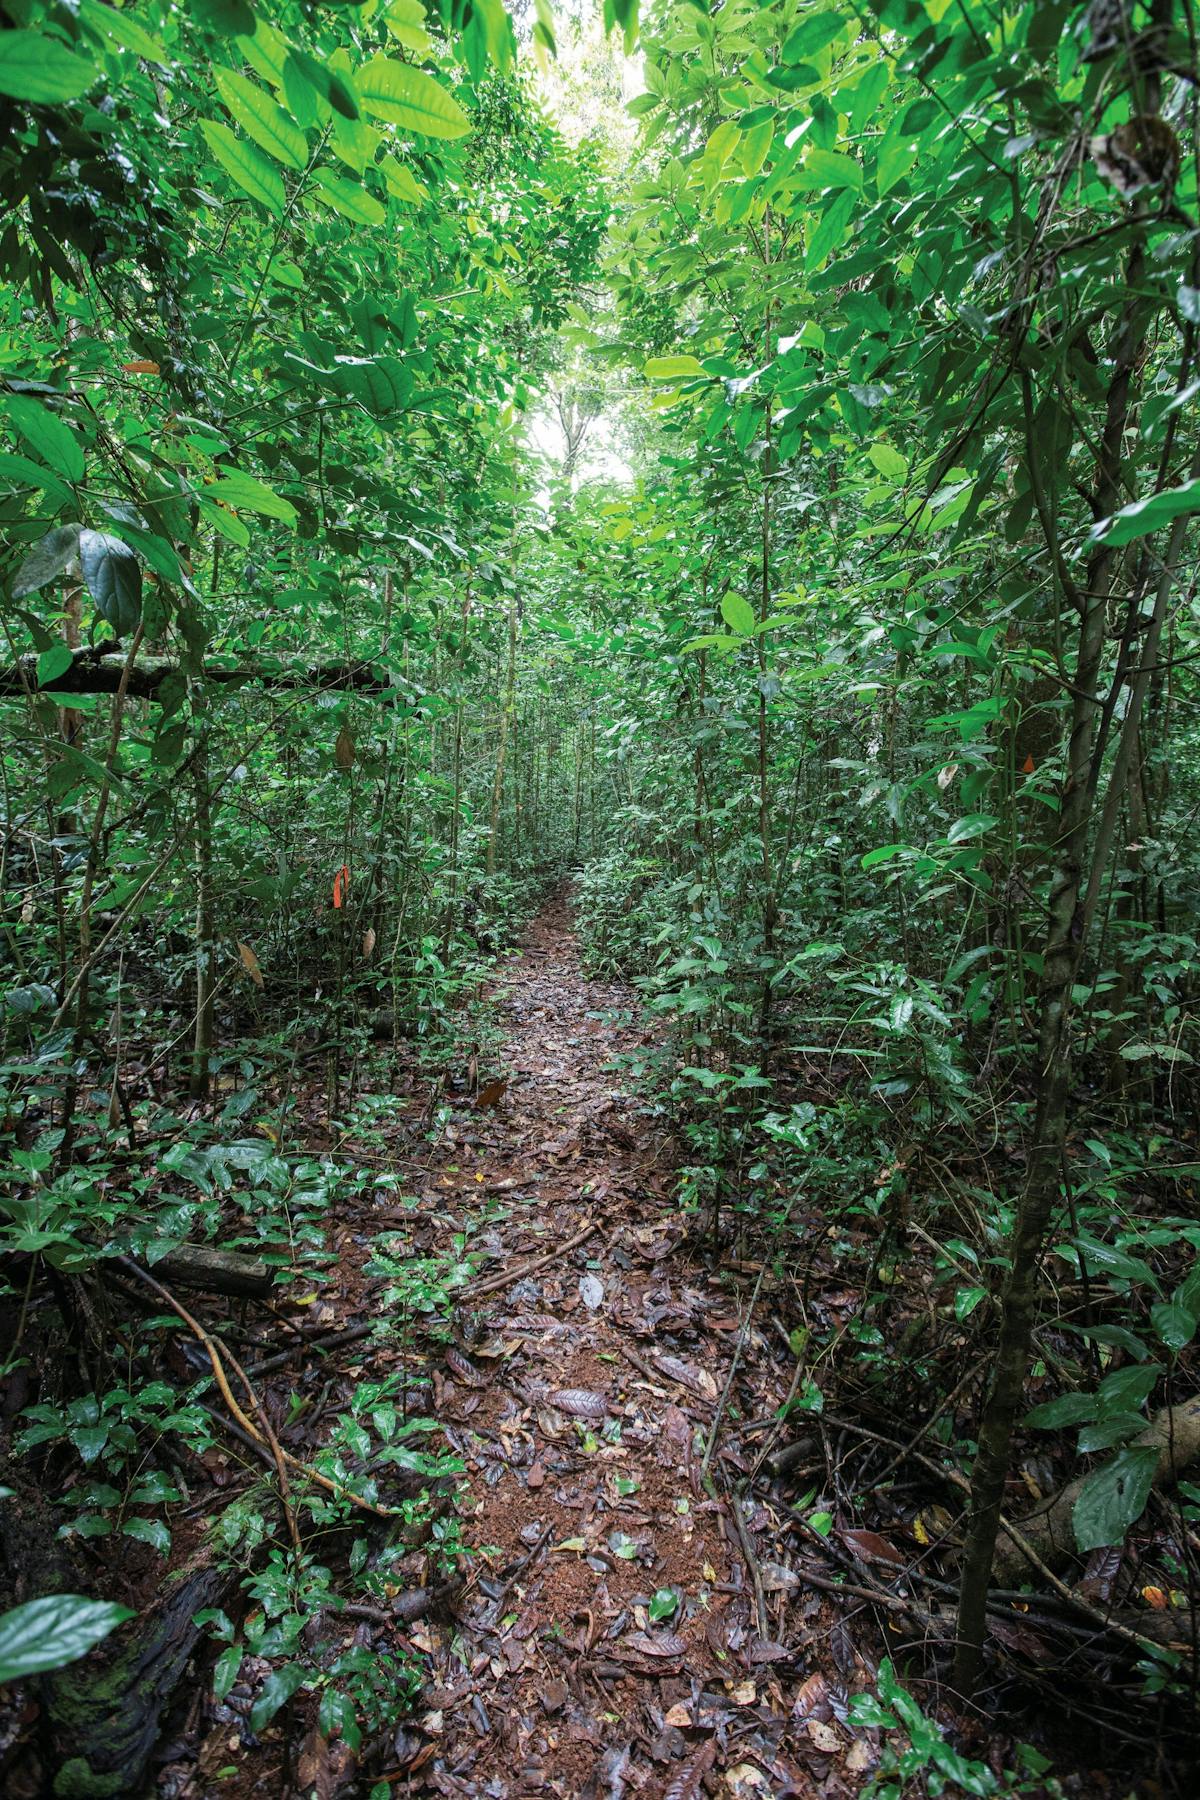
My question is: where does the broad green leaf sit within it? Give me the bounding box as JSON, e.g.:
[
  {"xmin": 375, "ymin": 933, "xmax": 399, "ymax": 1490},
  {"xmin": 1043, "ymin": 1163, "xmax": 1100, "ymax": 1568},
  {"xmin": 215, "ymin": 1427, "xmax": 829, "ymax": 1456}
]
[
  {"xmin": 0, "ymin": 1595, "xmax": 132, "ymax": 1682},
  {"xmin": 200, "ymin": 119, "xmax": 286, "ymax": 214},
  {"xmin": 214, "ymin": 68, "xmax": 308, "ymax": 170},
  {"xmin": 381, "ymin": 157, "xmax": 426, "ymax": 204},
  {"xmin": 283, "ymin": 49, "xmax": 360, "ymax": 125},
  {"xmin": 384, "ymin": 0, "xmax": 433, "ymax": 57},
  {"xmin": 357, "ymin": 56, "xmax": 470, "ymax": 138},
  {"xmin": 861, "ymin": 843, "xmax": 909, "ymax": 869},
  {"xmin": 193, "ymin": 0, "xmax": 255, "ymax": 35},
  {"xmin": 79, "ymin": 530, "xmax": 142, "ymax": 634},
  {"xmin": 12, "ymin": 524, "xmax": 82, "ymax": 597},
  {"xmin": 37, "ymin": 645, "xmax": 75, "ymax": 687},
  {"xmin": 644, "ymin": 356, "xmax": 706, "ymax": 380},
  {"xmin": 250, "ymin": 1661, "xmax": 306, "ymax": 1731},
  {"xmin": 0, "ymin": 31, "xmax": 96, "ymax": 102},
  {"xmin": 0, "ymin": 454, "xmax": 74, "ymax": 505},
  {"xmin": 79, "ymin": 0, "xmax": 169, "ymax": 66},
  {"xmin": 868, "ymin": 442, "xmax": 907, "ymax": 480},
  {"xmin": 205, "ymin": 470, "xmax": 298, "ymax": 524},
  {"xmin": 1151, "ymin": 1301, "xmax": 1196, "ymax": 1352},
  {"xmin": 1025, "ymin": 1392, "xmax": 1097, "ymax": 1429},
  {"xmin": 782, "ymin": 15, "xmax": 847, "ymax": 62},
  {"xmin": 945, "ymin": 814, "xmax": 997, "ymax": 845},
  {"xmin": 1072, "ymin": 1447, "xmax": 1159, "ymax": 1552},
  {"xmin": 1094, "ymin": 478, "xmax": 1200, "ymax": 547},
  {"xmin": 214, "ymin": 1642, "xmax": 242, "ymax": 1700},
  {"xmin": 122, "ymin": 1516, "xmax": 170, "ymax": 1554},
  {"xmin": 4, "ymin": 396, "xmax": 84, "ymax": 483},
  {"xmin": 799, "ymin": 148, "xmax": 862, "ymax": 194},
  {"xmin": 721, "ymin": 592, "xmax": 756, "ymax": 635},
  {"xmin": 312, "ymin": 167, "xmax": 386, "ymax": 226}
]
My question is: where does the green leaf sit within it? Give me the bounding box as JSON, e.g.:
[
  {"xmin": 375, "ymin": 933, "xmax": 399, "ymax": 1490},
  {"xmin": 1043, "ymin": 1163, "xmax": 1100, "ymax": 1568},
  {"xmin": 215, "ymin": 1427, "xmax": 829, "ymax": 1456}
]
[
  {"xmin": 1151, "ymin": 1301, "xmax": 1196, "ymax": 1352},
  {"xmin": 800, "ymin": 148, "xmax": 862, "ymax": 194},
  {"xmin": 249, "ymin": 1660, "xmax": 306, "ymax": 1731},
  {"xmin": 37, "ymin": 645, "xmax": 75, "ymax": 687},
  {"xmin": 312, "ymin": 168, "xmax": 386, "ymax": 226},
  {"xmin": 721, "ymin": 592, "xmax": 756, "ymax": 635},
  {"xmin": 946, "ymin": 814, "xmax": 997, "ymax": 845},
  {"xmin": 122, "ymin": 1516, "xmax": 171, "ymax": 1554},
  {"xmin": 12, "ymin": 524, "xmax": 82, "ymax": 597},
  {"xmin": 193, "ymin": 0, "xmax": 256, "ymax": 35},
  {"xmin": 79, "ymin": 530, "xmax": 142, "ymax": 634},
  {"xmin": 200, "ymin": 119, "xmax": 286, "ymax": 214},
  {"xmin": 214, "ymin": 68, "xmax": 308, "ymax": 170},
  {"xmin": 79, "ymin": 0, "xmax": 169, "ymax": 66},
  {"xmin": 0, "ymin": 1594, "xmax": 132, "ymax": 1682},
  {"xmin": 861, "ymin": 843, "xmax": 909, "ymax": 870},
  {"xmin": 648, "ymin": 1587, "xmax": 679, "ymax": 1620},
  {"xmin": 867, "ymin": 442, "xmax": 907, "ymax": 480},
  {"xmin": 357, "ymin": 56, "xmax": 470, "ymax": 138},
  {"xmin": 214, "ymin": 1642, "xmax": 242, "ymax": 1700},
  {"xmin": 0, "ymin": 453, "xmax": 74, "ymax": 505},
  {"xmin": 4, "ymin": 395, "xmax": 84, "ymax": 483},
  {"xmin": 283, "ymin": 49, "xmax": 360, "ymax": 125},
  {"xmin": 782, "ymin": 16, "xmax": 846, "ymax": 61},
  {"xmin": 0, "ymin": 30, "xmax": 96, "ymax": 103},
  {"xmin": 1072, "ymin": 1447, "xmax": 1159, "ymax": 1552},
  {"xmin": 1025, "ymin": 1392, "xmax": 1097, "ymax": 1429},
  {"xmin": 1094, "ymin": 478, "xmax": 1200, "ymax": 548},
  {"xmin": 644, "ymin": 355, "xmax": 706, "ymax": 380},
  {"xmin": 205, "ymin": 470, "xmax": 297, "ymax": 525},
  {"xmin": 318, "ymin": 1686, "xmax": 361, "ymax": 1748}
]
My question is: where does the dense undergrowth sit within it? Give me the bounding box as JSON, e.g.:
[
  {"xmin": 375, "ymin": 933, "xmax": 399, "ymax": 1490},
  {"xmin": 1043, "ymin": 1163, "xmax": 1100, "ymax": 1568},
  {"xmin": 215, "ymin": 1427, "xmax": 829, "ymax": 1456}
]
[{"xmin": 3, "ymin": 0, "xmax": 1200, "ymax": 1793}]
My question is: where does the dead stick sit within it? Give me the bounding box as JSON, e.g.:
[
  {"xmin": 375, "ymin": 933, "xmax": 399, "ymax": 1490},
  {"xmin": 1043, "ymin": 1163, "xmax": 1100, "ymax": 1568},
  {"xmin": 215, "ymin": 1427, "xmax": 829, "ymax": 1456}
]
[
  {"xmin": 114, "ymin": 1258, "xmax": 398, "ymax": 1522},
  {"xmin": 465, "ymin": 1217, "xmax": 596, "ymax": 1299},
  {"xmin": 702, "ymin": 1264, "xmax": 764, "ymax": 1482},
  {"xmin": 788, "ymin": 1412, "xmax": 1188, "ymax": 1666},
  {"xmin": 729, "ymin": 1488, "xmax": 769, "ymax": 1640}
]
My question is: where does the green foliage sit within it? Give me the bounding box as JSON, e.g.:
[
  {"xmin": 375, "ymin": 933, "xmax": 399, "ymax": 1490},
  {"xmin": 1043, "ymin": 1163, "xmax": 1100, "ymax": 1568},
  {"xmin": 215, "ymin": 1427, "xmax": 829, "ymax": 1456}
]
[{"xmin": 0, "ymin": 1593, "xmax": 133, "ymax": 1683}]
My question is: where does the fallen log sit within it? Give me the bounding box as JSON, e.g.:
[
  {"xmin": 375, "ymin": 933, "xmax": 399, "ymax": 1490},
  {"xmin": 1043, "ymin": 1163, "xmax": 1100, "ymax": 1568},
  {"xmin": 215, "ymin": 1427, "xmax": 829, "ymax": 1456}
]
[
  {"xmin": 0, "ymin": 647, "xmax": 403, "ymax": 699},
  {"xmin": 149, "ymin": 1243, "xmax": 272, "ymax": 1300},
  {"xmin": 46, "ymin": 1555, "xmax": 228, "ymax": 1799},
  {"xmin": 994, "ymin": 1393, "xmax": 1200, "ymax": 1583}
]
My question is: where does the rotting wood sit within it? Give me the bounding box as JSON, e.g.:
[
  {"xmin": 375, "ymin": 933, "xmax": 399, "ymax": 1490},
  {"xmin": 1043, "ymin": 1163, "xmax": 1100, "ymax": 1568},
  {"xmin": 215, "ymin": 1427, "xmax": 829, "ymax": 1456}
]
[
  {"xmin": 149, "ymin": 1243, "xmax": 273, "ymax": 1299},
  {"xmin": 0, "ymin": 647, "xmax": 406, "ymax": 698}
]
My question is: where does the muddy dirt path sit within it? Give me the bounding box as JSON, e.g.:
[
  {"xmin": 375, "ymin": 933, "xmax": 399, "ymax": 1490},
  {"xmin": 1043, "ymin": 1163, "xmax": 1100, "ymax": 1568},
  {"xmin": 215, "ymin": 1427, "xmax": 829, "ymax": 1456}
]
[{"xmin": 396, "ymin": 892, "xmax": 855, "ymax": 1798}]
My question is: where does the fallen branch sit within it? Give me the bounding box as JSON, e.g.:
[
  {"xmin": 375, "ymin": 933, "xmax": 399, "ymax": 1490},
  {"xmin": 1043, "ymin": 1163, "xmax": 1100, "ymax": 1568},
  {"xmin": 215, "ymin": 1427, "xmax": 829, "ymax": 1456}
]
[
  {"xmin": 114, "ymin": 1257, "xmax": 399, "ymax": 1522},
  {"xmin": 149, "ymin": 1243, "xmax": 272, "ymax": 1299},
  {"xmin": 0, "ymin": 647, "xmax": 404, "ymax": 699},
  {"xmin": 464, "ymin": 1216, "xmax": 596, "ymax": 1299}
]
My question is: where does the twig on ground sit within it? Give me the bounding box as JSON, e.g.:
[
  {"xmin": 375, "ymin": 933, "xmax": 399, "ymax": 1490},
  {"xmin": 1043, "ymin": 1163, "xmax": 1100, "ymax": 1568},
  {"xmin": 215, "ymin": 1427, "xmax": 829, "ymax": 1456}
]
[
  {"xmin": 464, "ymin": 1217, "xmax": 596, "ymax": 1299},
  {"xmin": 702, "ymin": 1264, "xmax": 765, "ymax": 1483}
]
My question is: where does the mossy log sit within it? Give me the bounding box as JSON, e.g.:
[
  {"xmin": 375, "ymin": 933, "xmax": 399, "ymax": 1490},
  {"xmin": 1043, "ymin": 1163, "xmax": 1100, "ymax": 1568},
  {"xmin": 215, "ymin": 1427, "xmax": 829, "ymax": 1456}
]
[{"xmin": 45, "ymin": 1557, "xmax": 228, "ymax": 1799}]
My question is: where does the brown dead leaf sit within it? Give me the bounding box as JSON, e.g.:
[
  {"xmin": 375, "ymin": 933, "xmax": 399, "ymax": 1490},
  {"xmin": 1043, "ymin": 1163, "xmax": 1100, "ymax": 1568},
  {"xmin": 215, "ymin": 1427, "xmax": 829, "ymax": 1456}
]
[
  {"xmin": 840, "ymin": 1528, "xmax": 906, "ymax": 1568},
  {"xmin": 664, "ymin": 1739, "xmax": 716, "ymax": 1800},
  {"xmin": 335, "ymin": 725, "xmax": 355, "ymax": 769},
  {"xmin": 295, "ymin": 1727, "xmax": 355, "ymax": 1799},
  {"xmin": 806, "ymin": 1720, "xmax": 841, "ymax": 1754},
  {"xmin": 237, "ymin": 940, "xmax": 264, "ymax": 987},
  {"xmin": 552, "ymin": 1387, "xmax": 608, "ymax": 1419},
  {"xmin": 475, "ymin": 1077, "xmax": 508, "ymax": 1110}
]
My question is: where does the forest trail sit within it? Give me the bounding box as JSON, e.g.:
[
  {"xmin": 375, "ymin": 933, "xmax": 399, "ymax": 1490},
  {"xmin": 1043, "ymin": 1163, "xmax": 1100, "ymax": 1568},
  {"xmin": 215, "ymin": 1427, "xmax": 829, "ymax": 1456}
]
[{"xmin": 383, "ymin": 892, "xmax": 850, "ymax": 1798}]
